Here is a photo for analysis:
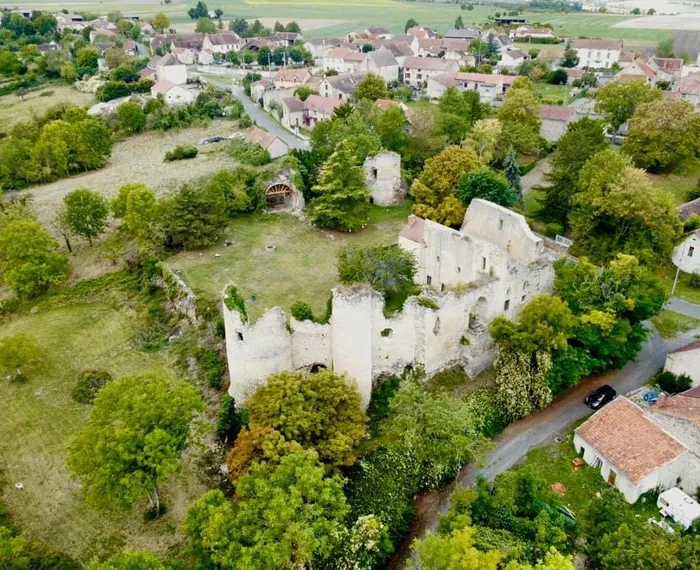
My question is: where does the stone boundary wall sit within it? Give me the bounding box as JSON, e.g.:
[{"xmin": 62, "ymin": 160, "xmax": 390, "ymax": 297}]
[{"xmin": 155, "ymin": 262, "xmax": 197, "ymax": 323}]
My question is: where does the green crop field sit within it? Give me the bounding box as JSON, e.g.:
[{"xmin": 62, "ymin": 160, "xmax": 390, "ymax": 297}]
[{"xmin": 25, "ymin": 0, "xmax": 669, "ymax": 44}]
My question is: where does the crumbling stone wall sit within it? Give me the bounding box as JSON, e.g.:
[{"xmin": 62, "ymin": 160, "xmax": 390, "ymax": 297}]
[{"xmin": 364, "ymin": 151, "xmax": 404, "ymax": 206}]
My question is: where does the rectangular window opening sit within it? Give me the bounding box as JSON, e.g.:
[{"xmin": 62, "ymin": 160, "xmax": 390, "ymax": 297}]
[{"xmin": 504, "ymin": 299, "xmax": 510, "ymax": 311}]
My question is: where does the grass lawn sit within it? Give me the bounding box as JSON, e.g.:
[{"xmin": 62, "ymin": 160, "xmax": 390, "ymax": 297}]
[
  {"xmin": 536, "ymin": 83, "xmax": 574, "ymax": 104},
  {"xmin": 0, "ymin": 84, "xmax": 94, "ymax": 133},
  {"xmin": 658, "ymin": 266, "xmax": 700, "ymax": 305},
  {"xmin": 647, "ymin": 160, "xmax": 700, "ymax": 206},
  {"xmin": 651, "ymin": 308, "xmax": 700, "ymax": 339},
  {"xmin": 514, "ymin": 428, "xmax": 660, "ymax": 527},
  {"xmin": 0, "ymin": 277, "xmax": 211, "ymax": 563},
  {"xmin": 168, "ymin": 202, "xmax": 412, "ymax": 322}
]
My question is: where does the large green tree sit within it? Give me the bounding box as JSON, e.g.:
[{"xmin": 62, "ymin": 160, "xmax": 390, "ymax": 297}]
[
  {"xmin": 67, "ymin": 374, "xmax": 204, "ymax": 513},
  {"xmin": 570, "ymin": 150, "xmax": 682, "ymax": 264},
  {"xmin": 245, "ymin": 369, "xmax": 367, "ymax": 467},
  {"xmin": 308, "ymin": 141, "xmax": 371, "ymax": 232},
  {"xmin": 412, "ymin": 145, "xmax": 479, "ymax": 227},
  {"xmin": 497, "ymin": 78, "xmax": 541, "ymax": 156},
  {"xmin": 112, "ymin": 183, "xmax": 160, "ymax": 256},
  {"xmin": 353, "ymin": 74, "xmax": 388, "ymax": 102},
  {"xmin": 161, "ymin": 183, "xmax": 228, "ymax": 249},
  {"xmin": 539, "ymin": 118, "xmax": 607, "ymax": 225},
  {"xmin": 90, "ymin": 550, "xmax": 168, "ymax": 570},
  {"xmin": 621, "ymin": 98, "xmax": 700, "ymax": 172},
  {"xmin": 63, "ymin": 188, "xmax": 109, "ymax": 246},
  {"xmin": 0, "ymin": 218, "xmax": 69, "ymax": 297},
  {"xmin": 594, "ymin": 80, "xmax": 661, "ymax": 132},
  {"xmin": 437, "ymin": 88, "xmax": 484, "ymax": 144},
  {"xmin": 459, "ymin": 167, "xmax": 516, "ymax": 208}
]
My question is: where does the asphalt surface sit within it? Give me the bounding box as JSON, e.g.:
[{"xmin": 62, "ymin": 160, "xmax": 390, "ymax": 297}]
[
  {"xmin": 667, "ymin": 298, "xmax": 700, "ymax": 319},
  {"xmin": 387, "ymin": 325, "xmax": 700, "ymax": 569},
  {"xmin": 206, "ymin": 76, "xmax": 310, "ymax": 151}
]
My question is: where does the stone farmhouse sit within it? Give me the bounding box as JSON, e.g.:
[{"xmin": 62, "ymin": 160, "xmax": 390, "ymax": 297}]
[
  {"xmin": 573, "ymin": 39, "xmax": 622, "ymax": 69},
  {"xmin": 403, "ymin": 56, "xmax": 460, "ymax": 87},
  {"xmin": 574, "ymin": 391, "xmax": 700, "ymax": 503},
  {"xmin": 539, "ymin": 105, "xmax": 574, "ymax": 143},
  {"xmin": 223, "ymin": 200, "xmax": 558, "ymax": 409}
]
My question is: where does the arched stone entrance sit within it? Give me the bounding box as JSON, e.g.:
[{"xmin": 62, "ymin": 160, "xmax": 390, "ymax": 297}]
[{"xmin": 265, "ymin": 182, "xmax": 293, "ymax": 208}]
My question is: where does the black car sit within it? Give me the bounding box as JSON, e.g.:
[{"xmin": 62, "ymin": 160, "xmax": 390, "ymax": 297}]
[{"xmin": 584, "ymin": 385, "xmax": 617, "ymax": 409}]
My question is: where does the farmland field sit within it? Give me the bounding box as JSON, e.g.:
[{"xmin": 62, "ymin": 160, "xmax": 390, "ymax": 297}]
[
  {"xmin": 24, "ymin": 0, "xmax": 672, "ymax": 43},
  {"xmin": 0, "ymin": 277, "xmax": 211, "ymax": 563}
]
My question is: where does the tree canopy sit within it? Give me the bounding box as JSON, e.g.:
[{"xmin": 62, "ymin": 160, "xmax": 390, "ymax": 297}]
[
  {"xmin": 497, "ymin": 78, "xmax": 541, "ymax": 156},
  {"xmin": 337, "ymin": 244, "xmax": 417, "ymax": 298},
  {"xmin": 63, "ymin": 188, "xmax": 109, "ymax": 246},
  {"xmin": 459, "ymin": 167, "xmax": 516, "ymax": 208},
  {"xmin": 594, "ymin": 80, "xmax": 661, "ymax": 132},
  {"xmin": 353, "ymin": 74, "xmax": 388, "ymax": 102}
]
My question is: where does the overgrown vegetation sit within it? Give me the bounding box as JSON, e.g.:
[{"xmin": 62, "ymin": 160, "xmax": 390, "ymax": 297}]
[{"xmin": 164, "ymin": 145, "xmax": 199, "ymax": 162}]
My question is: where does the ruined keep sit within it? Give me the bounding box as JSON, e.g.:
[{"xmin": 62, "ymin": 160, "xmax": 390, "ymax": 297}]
[
  {"xmin": 223, "ymin": 200, "xmax": 559, "ymax": 409},
  {"xmin": 364, "ymin": 151, "xmax": 405, "ymax": 206}
]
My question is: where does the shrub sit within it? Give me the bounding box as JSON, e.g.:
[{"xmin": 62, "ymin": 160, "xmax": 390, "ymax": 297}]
[
  {"xmin": 72, "ymin": 370, "xmax": 113, "ymax": 404},
  {"xmin": 164, "ymin": 145, "xmax": 199, "ymax": 162},
  {"xmin": 366, "ymin": 374, "xmax": 402, "ymax": 436},
  {"xmin": 689, "ymin": 273, "xmax": 700, "ymax": 288},
  {"xmin": 197, "ymin": 347, "xmax": 225, "ymax": 389},
  {"xmin": 230, "ymin": 139, "xmax": 270, "ymax": 166},
  {"xmin": 238, "ymin": 113, "xmax": 253, "ymax": 128},
  {"xmin": 214, "ymin": 316, "xmax": 226, "ymax": 337},
  {"xmin": 544, "ymin": 222, "xmax": 565, "ymax": 239},
  {"xmin": 216, "ymin": 395, "xmax": 244, "ymax": 442},
  {"xmin": 417, "ymin": 297, "xmax": 439, "ymax": 310},
  {"xmin": 290, "ymin": 301, "xmax": 315, "ymax": 322},
  {"xmin": 224, "ymin": 284, "xmax": 247, "ymax": 322},
  {"xmin": 656, "ymin": 371, "xmax": 693, "ymax": 394}
]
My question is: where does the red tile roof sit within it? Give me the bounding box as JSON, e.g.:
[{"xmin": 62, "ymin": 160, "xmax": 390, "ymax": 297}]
[
  {"xmin": 540, "ymin": 105, "xmax": 574, "ymax": 122},
  {"xmin": 668, "ymin": 338, "xmax": 700, "ymax": 354},
  {"xmin": 653, "ymin": 394, "xmax": 700, "ymax": 427},
  {"xmin": 576, "ymin": 397, "xmax": 687, "ymax": 484},
  {"xmin": 574, "ymin": 39, "xmax": 623, "ymax": 50},
  {"xmin": 653, "ymin": 57, "xmax": 683, "ymax": 72},
  {"xmin": 399, "ymin": 215, "xmax": 426, "ymax": 244}
]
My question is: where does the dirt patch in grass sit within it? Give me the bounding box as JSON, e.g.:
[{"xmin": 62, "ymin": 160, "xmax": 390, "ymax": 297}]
[
  {"xmin": 169, "ymin": 204, "xmax": 412, "ymax": 322},
  {"xmin": 21, "ymin": 121, "xmax": 241, "ymax": 224},
  {"xmin": 0, "ymin": 85, "xmax": 94, "ymax": 132},
  {"xmin": 0, "ymin": 284, "xmax": 211, "ymax": 563},
  {"xmin": 651, "ymin": 308, "xmax": 700, "ymax": 339}
]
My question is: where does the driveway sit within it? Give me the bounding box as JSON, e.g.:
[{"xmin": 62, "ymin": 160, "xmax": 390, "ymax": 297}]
[
  {"xmin": 206, "ymin": 77, "xmax": 309, "ymax": 151},
  {"xmin": 667, "ymin": 298, "xmax": 700, "ymax": 319},
  {"xmin": 387, "ymin": 326, "xmax": 700, "ymax": 569}
]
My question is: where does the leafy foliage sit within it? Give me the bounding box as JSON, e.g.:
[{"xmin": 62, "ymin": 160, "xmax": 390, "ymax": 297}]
[
  {"xmin": 67, "ymin": 374, "xmax": 204, "ymax": 512},
  {"xmin": 89, "ymin": 550, "xmax": 168, "ymax": 569},
  {"xmin": 164, "ymin": 145, "xmax": 198, "ymax": 162},
  {"xmin": 497, "ymin": 78, "xmax": 542, "ymax": 156},
  {"xmin": 223, "ymin": 284, "xmax": 247, "ymax": 322},
  {"xmin": 337, "ymin": 245, "xmax": 417, "ymax": 298},
  {"xmin": 353, "ymin": 74, "xmax": 388, "ymax": 102},
  {"xmin": 437, "ymin": 88, "xmax": 485, "ymax": 144},
  {"xmin": 216, "ymin": 395, "xmax": 244, "ymax": 442},
  {"xmin": 230, "ymin": 140, "xmax": 271, "ymax": 166},
  {"xmin": 63, "ymin": 188, "xmax": 109, "ymax": 246},
  {"xmin": 594, "ymin": 80, "xmax": 662, "ymax": 131},
  {"xmin": 71, "ymin": 370, "xmax": 112, "ymax": 404},
  {"xmin": 0, "ymin": 334, "xmax": 42, "ymax": 382},
  {"xmin": 459, "ymin": 167, "xmax": 516, "ymax": 207},
  {"xmin": 654, "ymin": 370, "xmax": 693, "ymax": 394},
  {"xmin": 161, "ymin": 183, "xmax": 228, "ymax": 250}
]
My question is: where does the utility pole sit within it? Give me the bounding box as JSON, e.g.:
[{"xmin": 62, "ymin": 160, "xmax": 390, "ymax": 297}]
[{"xmin": 670, "ymin": 242, "xmax": 685, "ymax": 300}]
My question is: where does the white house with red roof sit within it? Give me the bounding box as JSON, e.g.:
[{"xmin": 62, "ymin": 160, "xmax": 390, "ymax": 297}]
[
  {"xmin": 573, "ymin": 39, "xmax": 622, "ymax": 69},
  {"xmin": 539, "ymin": 105, "xmax": 574, "ymax": 143},
  {"xmin": 574, "ymin": 395, "xmax": 700, "ymax": 503}
]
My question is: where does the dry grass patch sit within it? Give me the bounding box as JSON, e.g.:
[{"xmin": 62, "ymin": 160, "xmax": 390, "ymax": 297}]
[
  {"xmin": 0, "ymin": 282, "xmax": 211, "ymax": 563},
  {"xmin": 0, "ymin": 85, "xmax": 94, "ymax": 132}
]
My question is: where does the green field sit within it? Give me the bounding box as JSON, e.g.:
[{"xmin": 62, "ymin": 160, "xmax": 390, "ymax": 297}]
[
  {"xmin": 25, "ymin": 0, "xmax": 669, "ymax": 44},
  {"xmin": 169, "ymin": 203, "xmax": 411, "ymax": 322},
  {"xmin": 0, "ymin": 278, "xmax": 210, "ymax": 563}
]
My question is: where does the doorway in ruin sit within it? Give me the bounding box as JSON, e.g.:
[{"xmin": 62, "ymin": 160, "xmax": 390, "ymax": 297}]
[{"xmin": 265, "ymin": 182, "xmax": 293, "ymax": 209}]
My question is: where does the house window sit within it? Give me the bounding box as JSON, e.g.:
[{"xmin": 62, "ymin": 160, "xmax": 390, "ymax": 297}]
[
  {"xmin": 689, "ymin": 246, "xmax": 695, "ymax": 257},
  {"xmin": 504, "ymin": 299, "xmax": 510, "ymax": 311},
  {"xmin": 427, "ymin": 275, "xmax": 432, "ymax": 285},
  {"xmin": 482, "ymin": 257, "xmax": 487, "ymax": 270},
  {"xmin": 593, "ymin": 457, "xmax": 602, "ymax": 469}
]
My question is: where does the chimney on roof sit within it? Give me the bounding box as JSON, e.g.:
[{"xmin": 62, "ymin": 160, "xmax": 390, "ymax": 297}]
[{"xmin": 407, "ymin": 214, "xmax": 419, "ymax": 226}]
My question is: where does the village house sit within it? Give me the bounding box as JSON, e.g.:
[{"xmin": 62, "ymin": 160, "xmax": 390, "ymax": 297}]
[
  {"xmin": 150, "ymin": 33, "xmax": 204, "ymax": 54},
  {"xmin": 481, "ymin": 30, "xmax": 513, "ymax": 50},
  {"xmin": 359, "ymin": 50, "xmax": 399, "ymax": 82},
  {"xmin": 539, "ymin": 105, "xmax": 574, "ymax": 143},
  {"xmin": 665, "ymin": 342, "xmax": 700, "ymax": 387},
  {"xmin": 270, "ymin": 32, "xmax": 303, "ymax": 47},
  {"xmin": 650, "ymin": 57, "xmax": 684, "ymax": 83},
  {"xmin": 407, "ymin": 26, "xmax": 437, "ymax": 40},
  {"xmin": 672, "ymin": 74, "xmax": 700, "ymax": 111},
  {"xmin": 274, "ymin": 68, "xmax": 313, "ymax": 89},
  {"xmin": 574, "ymin": 39, "xmax": 622, "ymax": 69},
  {"xmin": 55, "ymin": 12, "xmax": 87, "ymax": 32},
  {"xmin": 427, "ymin": 72, "xmax": 516, "ymax": 104},
  {"xmin": 671, "ymin": 198, "xmax": 700, "ymax": 277},
  {"xmin": 499, "ymin": 48, "xmax": 528, "ymax": 70},
  {"xmin": 303, "ymin": 38, "xmax": 346, "ymax": 60},
  {"xmin": 246, "ymin": 126, "xmax": 288, "ymax": 159},
  {"xmin": 281, "ymin": 97, "xmax": 306, "ymax": 130},
  {"xmin": 323, "ymin": 47, "xmax": 366, "ymax": 74},
  {"xmin": 150, "ymin": 80, "xmax": 195, "ymax": 106},
  {"xmin": 319, "ymin": 72, "xmax": 367, "ymax": 100},
  {"xmin": 202, "ymin": 32, "xmax": 241, "ymax": 54},
  {"xmin": 281, "ymin": 95, "xmax": 342, "ymax": 130},
  {"xmin": 347, "ymin": 27, "xmax": 392, "ymax": 42},
  {"xmin": 251, "ymin": 78, "xmax": 274, "ymax": 103},
  {"xmin": 565, "ymin": 68, "xmax": 585, "ymax": 85},
  {"xmin": 574, "ymin": 395, "xmax": 700, "ymax": 503},
  {"xmin": 444, "ymin": 27, "xmax": 481, "ymax": 41},
  {"xmin": 377, "ymin": 42, "xmax": 415, "ymax": 67},
  {"xmin": 511, "ymin": 26, "xmax": 554, "ymax": 40},
  {"xmin": 403, "ymin": 56, "xmax": 460, "ymax": 87},
  {"xmin": 89, "ymin": 28, "xmax": 117, "ymax": 43},
  {"xmin": 155, "ymin": 54, "xmax": 187, "ymax": 85},
  {"xmin": 616, "ymin": 58, "xmax": 657, "ymax": 83}
]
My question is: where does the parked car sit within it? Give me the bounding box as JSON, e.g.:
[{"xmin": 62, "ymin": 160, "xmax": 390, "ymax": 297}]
[{"xmin": 585, "ymin": 385, "xmax": 617, "ymax": 410}]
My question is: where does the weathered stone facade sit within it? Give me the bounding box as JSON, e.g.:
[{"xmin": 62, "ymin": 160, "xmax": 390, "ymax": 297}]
[
  {"xmin": 364, "ymin": 151, "xmax": 404, "ymax": 206},
  {"xmin": 265, "ymin": 169, "xmax": 305, "ymax": 215},
  {"xmin": 224, "ymin": 199, "xmax": 558, "ymax": 409}
]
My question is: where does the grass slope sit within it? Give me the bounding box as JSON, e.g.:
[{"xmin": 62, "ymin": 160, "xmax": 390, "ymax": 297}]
[
  {"xmin": 0, "ymin": 85, "xmax": 94, "ymax": 133},
  {"xmin": 169, "ymin": 203, "xmax": 412, "ymax": 321},
  {"xmin": 0, "ymin": 278, "xmax": 210, "ymax": 563},
  {"xmin": 651, "ymin": 308, "xmax": 700, "ymax": 339}
]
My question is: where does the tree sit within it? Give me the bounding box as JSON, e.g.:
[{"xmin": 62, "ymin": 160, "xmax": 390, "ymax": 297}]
[
  {"xmin": 503, "ymin": 147, "xmax": 522, "ymax": 206},
  {"xmin": 382, "ymin": 381, "xmax": 488, "ymax": 486},
  {"xmin": 0, "ymin": 334, "xmax": 42, "ymax": 382},
  {"xmin": 493, "ymin": 349, "xmax": 553, "ymax": 421},
  {"xmin": 90, "ymin": 550, "xmax": 168, "ymax": 570},
  {"xmin": 75, "ymin": 46, "xmax": 99, "ymax": 73},
  {"xmin": 60, "ymin": 61, "xmax": 77, "ymax": 82},
  {"xmin": 337, "ymin": 244, "xmax": 417, "ymax": 298},
  {"xmin": 0, "ymin": 218, "xmax": 69, "ymax": 297},
  {"xmin": 63, "ymin": 189, "xmax": 109, "ymax": 246},
  {"xmin": 0, "ymin": 50, "xmax": 23, "ymax": 76},
  {"xmin": 561, "ymin": 48, "xmax": 579, "ymax": 67},
  {"xmin": 184, "ymin": 451, "xmax": 355, "ymax": 569},
  {"xmin": 117, "ymin": 101, "xmax": 146, "ymax": 134},
  {"xmin": 594, "ymin": 79, "xmax": 662, "ymax": 132},
  {"xmin": 621, "ymin": 98, "xmax": 700, "ymax": 172},
  {"xmin": 245, "ymin": 369, "xmax": 367, "ymax": 467},
  {"xmin": 104, "ymin": 46, "xmax": 126, "ymax": 69},
  {"xmin": 308, "ymin": 141, "xmax": 371, "ymax": 232},
  {"xmin": 459, "ymin": 168, "xmax": 516, "ymax": 207},
  {"xmin": 354, "ymin": 74, "xmax": 388, "ymax": 101},
  {"xmin": 187, "ymin": 1, "xmax": 209, "ymax": 20},
  {"xmin": 161, "ymin": 183, "xmax": 228, "ymax": 249},
  {"xmin": 656, "ymin": 37, "xmax": 674, "ymax": 58},
  {"xmin": 413, "ymin": 525, "xmax": 503, "ymax": 570},
  {"xmin": 455, "ymin": 15, "xmax": 464, "ymax": 29},
  {"xmin": 112, "ymin": 183, "xmax": 160, "ymax": 256},
  {"xmin": 195, "ymin": 18, "xmax": 216, "ymax": 33},
  {"xmin": 540, "ymin": 118, "xmax": 607, "ymax": 225},
  {"xmin": 465, "ymin": 118, "xmax": 501, "ymax": 164},
  {"xmin": 0, "ymin": 526, "xmax": 30, "ymax": 569},
  {"xmin": 570, "ymin": 150, "xmax": 682, "ymax": 264},
  {"xmin": 67, "ymin": 374, "xmax": 204, "ymax": 514},
  {"xmin": 437, "ymin": 88, "xmax": 484, "ymax": 144},
  {"xmin": 375, "ymin": 106, "xmax": 410, "ymax": 154},
  {"xmin": 152, "ymin": 12, "xmax": 170, "ymax": 33},
  {"xmin": 405, "ymin": 18, "xmax": 418, "ymax": 33},
  {"xmin": 412, "ymin": 145, "xmax": 480, "ymax": 227},
  {"xmin": 497, "ymin": 79, "xmax": 541, "ymax": 156},
  {"xmin": 215, "ymin": 8, "xmax": 224, "ymax": 19},
  {"xmin": 469, "ymin": 38, "xmax": 489, "ymax": 65}
]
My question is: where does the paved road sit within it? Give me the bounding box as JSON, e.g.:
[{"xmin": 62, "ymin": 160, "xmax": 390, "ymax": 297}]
[
  {"xmin": 207, "ymin": 77, "xmax": 309, "ymax": 151},
  {"xmin": 387, "ymin": 325, "xmax": 700, "ymax": 569},
  {"xmin": 667, "ymin": 298, "xmax": 700, "ymax": 319}
]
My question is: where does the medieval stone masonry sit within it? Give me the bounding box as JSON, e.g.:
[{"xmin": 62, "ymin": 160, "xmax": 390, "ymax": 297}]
[{"xmin": 223, "ymin": 199, "xmax": 559, "ymax": 408}]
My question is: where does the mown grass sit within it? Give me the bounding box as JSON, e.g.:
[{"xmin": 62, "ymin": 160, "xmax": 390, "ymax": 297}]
[
  {"xmin": 169, "ymin": 203, "xmax": 412, "ymax": 322},
  {"xmin": 651, "ymin": 308, "xmax": 700, "ymax": 339},
  {"xmin": 647, "ymin": 159, "xmax": 700, "ymax": 206},
  {"xmin": 0, "ymin": 278, "xmax": 210, "ymax": 563}
]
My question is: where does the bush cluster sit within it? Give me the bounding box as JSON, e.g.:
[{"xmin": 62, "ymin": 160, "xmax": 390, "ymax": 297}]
[
  {"xmin": 655, "ymin": 370, "xmax": 693, "ymax": 394},
  {"xmin": 164, "ymin": 145, "xmax": 199, "ymax": 162},
  {"xmin": 71, "ymin": 370, "xmax": 113, "ymax": 404},
  {"xmin": 230, "ymin": 140, "xmax": 271, "ymax": 166}
]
